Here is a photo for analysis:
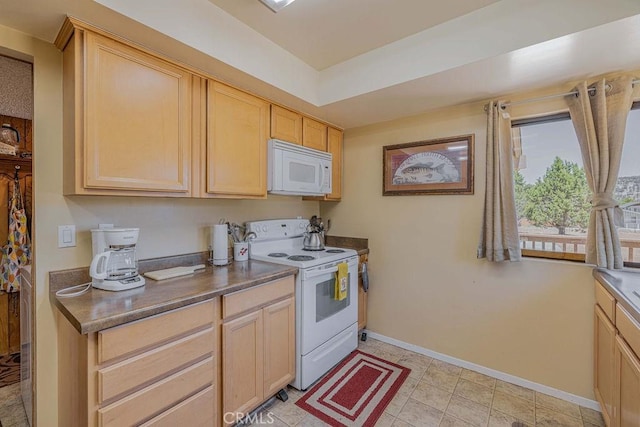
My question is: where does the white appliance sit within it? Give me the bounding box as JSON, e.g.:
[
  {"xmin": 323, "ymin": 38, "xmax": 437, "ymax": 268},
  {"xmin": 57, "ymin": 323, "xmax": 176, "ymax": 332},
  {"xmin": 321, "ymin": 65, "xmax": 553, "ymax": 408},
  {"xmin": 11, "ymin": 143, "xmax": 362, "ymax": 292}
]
[
  {"xmin": 90, "ymin": 227, "xmax": 145, "ymax": 291},
  {"xmin": 20, "ymin": 265, "xmax": 32, "ymax": 426},
  {"xmin": 246, "ymin": 218, "xmax": 358, "ymax": 390},
  {"xmin": 268, "ymin": 139, "xmax": 332, "ymax": 196}
]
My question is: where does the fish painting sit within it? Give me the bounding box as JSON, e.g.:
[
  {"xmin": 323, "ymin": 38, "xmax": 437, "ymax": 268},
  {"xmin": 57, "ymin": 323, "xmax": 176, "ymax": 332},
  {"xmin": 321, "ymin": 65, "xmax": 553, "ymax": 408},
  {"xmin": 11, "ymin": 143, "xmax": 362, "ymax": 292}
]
[{"xmin": 393, "ymin": 152, "xmax": 460, "ymax": 184}]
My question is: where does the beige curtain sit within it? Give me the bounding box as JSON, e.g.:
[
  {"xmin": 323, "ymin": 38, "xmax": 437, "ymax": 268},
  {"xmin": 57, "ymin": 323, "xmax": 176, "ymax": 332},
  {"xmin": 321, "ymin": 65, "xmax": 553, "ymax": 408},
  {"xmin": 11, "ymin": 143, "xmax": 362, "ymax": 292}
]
[
  {"xmin": 567, "ymin": 76, "xmax": 634, "ymax": 269},
  {"xmin": 478, "ymin": 101, "xmax": 522, "ymax": 262}
]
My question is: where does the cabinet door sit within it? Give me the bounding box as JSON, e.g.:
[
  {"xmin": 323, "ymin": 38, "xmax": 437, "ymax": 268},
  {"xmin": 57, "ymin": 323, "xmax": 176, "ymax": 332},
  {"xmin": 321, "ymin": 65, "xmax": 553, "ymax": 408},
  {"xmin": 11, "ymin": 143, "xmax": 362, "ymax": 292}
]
[
  {"xmin": 595, "ymin": 306, "xmax": 616, "ymax": 426},
  {"xmin": 358, "ymin": 278, "xmax": 367, "ymax": 331},
  {"xmin": 271, "ymin": 105, "xmax": 302, "ymax": 145},
  {"xmin": 207, "ymin": 82, "xmax": 269, "ymax": 197},
  {"xmin": 222, "ymin": 310, "xmax": 264, "ymax": 420},
  {"xmin": 263, "ymin": 297, "xmax": 295, "ymax": 397},
  {"xmin": 326, "ymin": 127, "xmax": 343, "ymax": 201},
  {"xmin": 614, "ymin": 335, "xmax": 640, "ymax": 427},
  {"xmin": 302, "ymin": 117, "xmax": 327, "ymax": 151},
  {"xmin": 84, "ymin": 32, "xmax": 191, "ymax": 193}
]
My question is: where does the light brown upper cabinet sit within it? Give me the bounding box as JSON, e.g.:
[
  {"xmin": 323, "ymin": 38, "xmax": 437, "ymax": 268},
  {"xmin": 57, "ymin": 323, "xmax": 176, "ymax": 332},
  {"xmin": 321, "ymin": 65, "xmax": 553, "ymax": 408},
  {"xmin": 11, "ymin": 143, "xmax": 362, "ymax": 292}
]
[
  {"xmin": 270, "ymin": 105, "xmax": 302, "ymax": 145},
  {"xmin": 326, "ymin": 127, "xmax": 343, "ymax": 201},
  {"xmin": 302, "ymin": 117, "xmax": 328, "ymax": 151},
  {"xmin": 57, "ymin": 17, "xmax": 344, "ymax": 200},
  {"xmin": 59, "ymin": 23, "xmax": 193, "ymax": 196},
  {"xmin": 303, "ymin": 126, "xmax": 343, "ymax": 202},
  {"xmin": 205, "ymin": 81, "xmax": 269, "ymax": 198}
]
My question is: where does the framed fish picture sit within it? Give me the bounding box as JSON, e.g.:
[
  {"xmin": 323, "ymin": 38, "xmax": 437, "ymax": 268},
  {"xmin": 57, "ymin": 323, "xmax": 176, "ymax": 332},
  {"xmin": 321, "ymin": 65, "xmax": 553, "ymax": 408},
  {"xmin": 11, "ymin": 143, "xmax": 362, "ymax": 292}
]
[{"xmin": 383, "ymin": 134, "xmax": 474, "ymax": 195}]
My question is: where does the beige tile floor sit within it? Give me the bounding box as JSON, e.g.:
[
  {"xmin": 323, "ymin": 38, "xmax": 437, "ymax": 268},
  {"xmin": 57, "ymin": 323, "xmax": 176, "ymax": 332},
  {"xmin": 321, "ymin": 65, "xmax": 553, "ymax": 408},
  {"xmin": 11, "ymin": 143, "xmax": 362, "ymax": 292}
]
[
  {"xmin": 259, "ymin": 338, "xmax": 605, "ymax": 427},
  {"xmin": 0, "ymin": 382, "xmax": 28, "ymax": 426},
  {"xmin": 0, "ymin": 338, "xmax": 604, "ymax": 427}
]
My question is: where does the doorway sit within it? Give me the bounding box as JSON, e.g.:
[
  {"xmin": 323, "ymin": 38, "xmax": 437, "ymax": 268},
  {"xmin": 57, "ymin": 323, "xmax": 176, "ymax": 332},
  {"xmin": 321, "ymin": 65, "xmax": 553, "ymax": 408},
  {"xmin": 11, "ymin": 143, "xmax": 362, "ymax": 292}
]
[{"xmin": 0, "ymin": 52, "xmax": 34, "ymax": 426}]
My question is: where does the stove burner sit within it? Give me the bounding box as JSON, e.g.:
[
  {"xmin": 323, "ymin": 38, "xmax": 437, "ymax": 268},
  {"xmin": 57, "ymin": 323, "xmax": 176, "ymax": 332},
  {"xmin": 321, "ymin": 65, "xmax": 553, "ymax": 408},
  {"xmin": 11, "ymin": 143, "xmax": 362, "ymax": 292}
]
[
  {"xmin": 302, "ymin": 248, "xmax": 325, "ymax": 252},
  {"xmin": 288, "ymin": 255, "xmax": 315, "ymax": 261},
  {"xmin": 268, "ymin": 252, "xmax": 289, "ymax": 258},
  {"xmin": 325, "ymin": 249, "xmax": 345, "ymax": 253}
]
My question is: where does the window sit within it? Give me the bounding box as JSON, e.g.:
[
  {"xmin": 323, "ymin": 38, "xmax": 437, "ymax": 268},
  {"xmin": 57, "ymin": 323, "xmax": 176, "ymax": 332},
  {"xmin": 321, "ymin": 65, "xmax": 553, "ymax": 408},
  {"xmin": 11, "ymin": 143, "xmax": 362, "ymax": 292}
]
[{"xmin": 511, "ymin": 104, "xmax": 640, "ymax": 266}]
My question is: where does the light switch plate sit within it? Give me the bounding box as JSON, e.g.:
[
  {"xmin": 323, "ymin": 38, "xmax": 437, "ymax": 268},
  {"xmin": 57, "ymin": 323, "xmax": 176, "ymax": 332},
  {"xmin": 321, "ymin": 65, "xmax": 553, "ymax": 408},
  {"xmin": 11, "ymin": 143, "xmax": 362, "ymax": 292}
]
[{"xmin": 58, "ymin": 225, "xmax": 76, "ymax": 248}]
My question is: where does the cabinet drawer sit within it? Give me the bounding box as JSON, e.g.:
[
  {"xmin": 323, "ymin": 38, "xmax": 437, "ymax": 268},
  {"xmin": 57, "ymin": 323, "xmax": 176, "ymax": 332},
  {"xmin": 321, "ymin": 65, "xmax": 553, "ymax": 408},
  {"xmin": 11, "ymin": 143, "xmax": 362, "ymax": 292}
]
[
  {"xmin": 99, "ymin": 327, "xmax": 213, "ymax": 403},
  {"xmin": 595, "ymin": 281, "xmax": 616, "ymax": 323},
  {"xmin": 141, "ymin": 386, "xmax": 215, "ymax": 427},
  {"xmin": 98, "ymin": 300, "xmax": 214, "ymax": 364},
  {"xmin": 98, "ymin": 357, "xmax": 213, "ymax": 427},
  {"xmin": 616, "ymin": 304, "xmax": 640, "ymax": 358},
  {"xmin": 223, "ymin": 276, "xmax": 294, "ymax": 319}
]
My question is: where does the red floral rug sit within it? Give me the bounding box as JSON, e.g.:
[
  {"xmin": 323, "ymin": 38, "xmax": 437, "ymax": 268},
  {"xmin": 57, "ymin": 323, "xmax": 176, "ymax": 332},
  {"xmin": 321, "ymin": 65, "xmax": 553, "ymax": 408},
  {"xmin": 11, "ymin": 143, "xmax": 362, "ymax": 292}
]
[{"xmin": 296, "ymin": 350, "xmax": 410, "ymax": 427}]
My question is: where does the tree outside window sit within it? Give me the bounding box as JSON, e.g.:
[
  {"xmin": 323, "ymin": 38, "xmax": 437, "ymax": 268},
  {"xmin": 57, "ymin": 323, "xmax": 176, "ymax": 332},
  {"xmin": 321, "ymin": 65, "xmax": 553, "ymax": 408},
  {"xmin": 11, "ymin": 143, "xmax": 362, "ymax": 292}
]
[{"xmin": 512, "ymin": 108, "xmax": 640, "ymax": 265}]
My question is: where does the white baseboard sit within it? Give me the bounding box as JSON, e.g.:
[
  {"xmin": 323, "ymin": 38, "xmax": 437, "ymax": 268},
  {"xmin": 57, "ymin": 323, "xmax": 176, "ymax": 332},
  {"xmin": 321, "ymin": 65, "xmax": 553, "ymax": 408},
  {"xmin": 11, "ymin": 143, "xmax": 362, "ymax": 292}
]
[{"xmin": 365, "ymin": 330, "xmax": 600, "ymax": 411}]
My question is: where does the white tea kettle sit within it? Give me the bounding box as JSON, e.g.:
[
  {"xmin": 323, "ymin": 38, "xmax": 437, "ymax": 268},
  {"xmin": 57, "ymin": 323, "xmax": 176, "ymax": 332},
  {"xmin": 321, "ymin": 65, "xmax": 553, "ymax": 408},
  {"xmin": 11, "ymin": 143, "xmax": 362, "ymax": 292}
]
[{"xmin": 303, "ymin": 215, "xmax": 327, "ymax": 251}]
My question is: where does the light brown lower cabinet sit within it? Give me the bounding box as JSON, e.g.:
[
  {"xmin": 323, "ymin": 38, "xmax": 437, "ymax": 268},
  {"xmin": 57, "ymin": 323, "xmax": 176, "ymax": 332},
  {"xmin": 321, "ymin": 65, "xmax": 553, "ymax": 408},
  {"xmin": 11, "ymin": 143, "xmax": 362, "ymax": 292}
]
[
  {"xmin": 58, "ymin": 300, "xmax": 218, "ymax": 427},
  {"xmin": 221, "ymin": 276, "xmax": 295, "ymax": 425},
  {"xmin": 357, "ymin": 253, "xmax": 368, "ymax": 331},
  {"xmin": 222, "ymin": 310, "xmax": 264, "ymax": 418},
  {"xmin": 614, "ymin": 335, "xmax": 640, "ymax": 427},
  {"xmin": 595, "ymin": 305, "xmax": 616, "ymax": 426},
  {"xmin": 594, "ymin": 280, "xmax": 640, "ymax": 427}
]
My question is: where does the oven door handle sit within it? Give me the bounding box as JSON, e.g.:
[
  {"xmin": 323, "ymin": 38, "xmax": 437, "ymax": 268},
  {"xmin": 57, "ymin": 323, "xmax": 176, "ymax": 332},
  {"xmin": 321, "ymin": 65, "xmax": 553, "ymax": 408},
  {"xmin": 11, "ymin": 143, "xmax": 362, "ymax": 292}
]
[{"xmin": 303, "ymin": 259, "xmax": 357, "ymax": 279}]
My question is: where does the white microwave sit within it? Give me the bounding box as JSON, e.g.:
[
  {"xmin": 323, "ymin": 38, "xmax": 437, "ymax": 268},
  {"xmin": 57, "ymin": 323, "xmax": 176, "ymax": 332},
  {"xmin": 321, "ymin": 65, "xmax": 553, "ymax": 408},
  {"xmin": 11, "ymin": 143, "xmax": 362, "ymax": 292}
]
[{"xmin": 268, "ymin": 139, "xmax": 332, "ymax": 196}]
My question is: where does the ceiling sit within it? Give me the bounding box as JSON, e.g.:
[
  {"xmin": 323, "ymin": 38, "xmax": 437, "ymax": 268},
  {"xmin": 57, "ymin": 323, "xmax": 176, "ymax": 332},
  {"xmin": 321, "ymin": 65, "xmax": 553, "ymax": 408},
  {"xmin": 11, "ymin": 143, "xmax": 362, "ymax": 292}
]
[
  {"xmin": 1, "ymin": 0, "xmax": 640, "ymax": 129},
  {"xmin": 207, "ymin": 0, "xmax": 501, "ymax": 70}
]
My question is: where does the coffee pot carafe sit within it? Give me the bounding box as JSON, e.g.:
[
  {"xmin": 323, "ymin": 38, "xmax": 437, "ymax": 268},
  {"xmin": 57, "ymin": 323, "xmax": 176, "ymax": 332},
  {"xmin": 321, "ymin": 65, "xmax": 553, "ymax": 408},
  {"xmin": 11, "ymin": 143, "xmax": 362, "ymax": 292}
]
[{"xmin": 90, "ymin": 228, "xmax": 145, "ymax": 291}]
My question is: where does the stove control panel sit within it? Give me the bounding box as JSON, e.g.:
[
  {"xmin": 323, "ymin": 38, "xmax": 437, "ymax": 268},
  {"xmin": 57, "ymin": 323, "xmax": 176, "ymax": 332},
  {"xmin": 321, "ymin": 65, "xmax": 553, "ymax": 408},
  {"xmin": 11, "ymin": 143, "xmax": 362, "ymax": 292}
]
[{"xmin": 246, "ymin": 218, "xmax": 310, "ymax": 241}]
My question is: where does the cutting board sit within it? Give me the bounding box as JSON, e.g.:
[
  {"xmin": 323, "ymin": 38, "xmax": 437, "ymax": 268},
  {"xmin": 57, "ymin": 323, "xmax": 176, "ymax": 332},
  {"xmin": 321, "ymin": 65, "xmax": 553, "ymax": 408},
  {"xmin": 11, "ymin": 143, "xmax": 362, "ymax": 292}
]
[{"xmin": 144, "ymin": 264, "xmax": 206, "ymax": 281}]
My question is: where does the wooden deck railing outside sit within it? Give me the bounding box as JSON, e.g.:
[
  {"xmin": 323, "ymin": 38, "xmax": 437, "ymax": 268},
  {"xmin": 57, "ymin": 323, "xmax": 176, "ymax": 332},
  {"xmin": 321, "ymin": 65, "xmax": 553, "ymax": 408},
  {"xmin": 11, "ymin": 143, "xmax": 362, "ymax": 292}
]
[{"xmin": 519, "ymin": 233, "xmax": 640, "ymax": 262}]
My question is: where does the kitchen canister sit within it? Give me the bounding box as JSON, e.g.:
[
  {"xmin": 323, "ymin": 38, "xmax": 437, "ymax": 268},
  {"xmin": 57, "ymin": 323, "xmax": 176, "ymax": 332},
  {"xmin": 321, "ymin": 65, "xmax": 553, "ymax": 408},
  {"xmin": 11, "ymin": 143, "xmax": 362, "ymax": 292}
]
[
  {"xmin": 233, "ymin": 242, "xmax": 249, "ymax": 261},
  {"xmin": 211, "ymin": 224, "xmax": 229, "ymax": 266}
]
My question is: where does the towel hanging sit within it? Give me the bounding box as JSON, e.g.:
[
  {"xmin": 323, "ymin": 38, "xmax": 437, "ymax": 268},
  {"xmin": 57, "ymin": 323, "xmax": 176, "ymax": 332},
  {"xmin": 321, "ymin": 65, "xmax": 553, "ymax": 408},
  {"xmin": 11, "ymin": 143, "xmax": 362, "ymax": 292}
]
[
  {"xmin": 0, "ymin": 174, "xmax": 31, "ymax": 292},
  {"xmin": 334, "ymin": 262, "xmax": 348, "ymax": 301}
]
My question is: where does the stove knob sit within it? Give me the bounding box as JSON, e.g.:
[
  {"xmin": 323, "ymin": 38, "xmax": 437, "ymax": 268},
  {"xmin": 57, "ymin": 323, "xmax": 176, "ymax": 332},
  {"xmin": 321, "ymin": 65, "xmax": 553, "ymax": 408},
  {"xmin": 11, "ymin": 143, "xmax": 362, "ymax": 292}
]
[{"xmin": 262, "ymin": 225, "xmax": 268, "ymax": 232}]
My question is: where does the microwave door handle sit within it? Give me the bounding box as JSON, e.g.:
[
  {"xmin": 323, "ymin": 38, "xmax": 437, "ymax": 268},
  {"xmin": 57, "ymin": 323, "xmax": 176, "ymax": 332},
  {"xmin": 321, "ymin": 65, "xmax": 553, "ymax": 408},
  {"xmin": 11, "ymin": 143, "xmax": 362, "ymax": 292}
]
[{"xmin": 319, "ymin": 164, "xmax": 325, "ymax": 191}]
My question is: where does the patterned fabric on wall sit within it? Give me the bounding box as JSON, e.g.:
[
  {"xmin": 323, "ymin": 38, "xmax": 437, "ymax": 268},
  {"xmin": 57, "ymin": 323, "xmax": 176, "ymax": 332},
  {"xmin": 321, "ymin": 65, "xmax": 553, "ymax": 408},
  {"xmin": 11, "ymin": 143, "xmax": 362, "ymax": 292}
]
[{"xmin": 0, "ymin": 178, "xmax": 30, "ymax": 292}]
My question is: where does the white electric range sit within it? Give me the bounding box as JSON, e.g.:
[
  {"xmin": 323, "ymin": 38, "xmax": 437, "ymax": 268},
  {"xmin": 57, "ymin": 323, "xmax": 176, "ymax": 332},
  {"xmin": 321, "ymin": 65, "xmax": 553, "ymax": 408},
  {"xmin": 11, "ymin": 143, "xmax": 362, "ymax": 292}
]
[{"xmin": 246, "ymin": 218, "xmax": 359, "ymax": 390}]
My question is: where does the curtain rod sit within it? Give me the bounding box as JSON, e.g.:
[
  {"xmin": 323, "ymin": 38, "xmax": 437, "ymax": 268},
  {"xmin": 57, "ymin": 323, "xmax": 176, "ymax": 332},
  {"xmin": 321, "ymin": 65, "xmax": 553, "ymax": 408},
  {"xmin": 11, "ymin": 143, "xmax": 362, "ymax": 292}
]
[{"xmin": 485, "ymin": 79, "xmax": 640, "ymax": 110}]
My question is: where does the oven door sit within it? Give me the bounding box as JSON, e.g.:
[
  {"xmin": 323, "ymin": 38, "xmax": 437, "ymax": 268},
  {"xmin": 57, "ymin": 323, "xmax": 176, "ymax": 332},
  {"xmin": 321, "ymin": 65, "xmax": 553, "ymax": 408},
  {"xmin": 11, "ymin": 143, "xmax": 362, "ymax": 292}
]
[{"xmin": 300, "ymin": 256, "xmax": 358, "ymax": 355}]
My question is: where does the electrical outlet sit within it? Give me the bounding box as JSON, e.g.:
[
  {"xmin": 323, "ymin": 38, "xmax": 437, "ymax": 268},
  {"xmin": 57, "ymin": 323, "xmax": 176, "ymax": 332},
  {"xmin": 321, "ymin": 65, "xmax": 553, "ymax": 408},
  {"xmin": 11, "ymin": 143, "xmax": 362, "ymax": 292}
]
[{"xmin": 58, "ymin": 225, "xmax": 76, "ymax": 248}]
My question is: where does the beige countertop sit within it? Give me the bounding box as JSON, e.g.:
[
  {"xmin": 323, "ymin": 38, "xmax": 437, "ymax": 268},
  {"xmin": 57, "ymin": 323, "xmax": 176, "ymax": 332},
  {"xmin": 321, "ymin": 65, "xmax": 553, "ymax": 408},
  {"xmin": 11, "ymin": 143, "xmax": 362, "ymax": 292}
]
[
  {"xmin": 52, "ymin": 259, "xmax": 297, "ymax": 334},
  {"xmin": 593, "ymin": 268, "xmax": 640, "ymax": 324}
]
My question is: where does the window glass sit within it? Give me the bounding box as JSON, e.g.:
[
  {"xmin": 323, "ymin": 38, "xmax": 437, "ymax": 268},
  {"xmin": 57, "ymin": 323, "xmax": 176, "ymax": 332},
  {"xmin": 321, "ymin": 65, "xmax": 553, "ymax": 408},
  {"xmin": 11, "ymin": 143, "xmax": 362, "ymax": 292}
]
[{"xmin": 512, "ymin": 108, "xmax": 640, "ymax": 265}]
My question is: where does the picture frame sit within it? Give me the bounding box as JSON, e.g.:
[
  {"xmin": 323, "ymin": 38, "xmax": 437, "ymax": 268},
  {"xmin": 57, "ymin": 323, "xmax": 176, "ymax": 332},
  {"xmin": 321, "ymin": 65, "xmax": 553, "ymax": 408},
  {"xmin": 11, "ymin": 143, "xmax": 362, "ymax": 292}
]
[{"xmin": 383, "ymin": 134, "xmax": 474, "ymax": 196}]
